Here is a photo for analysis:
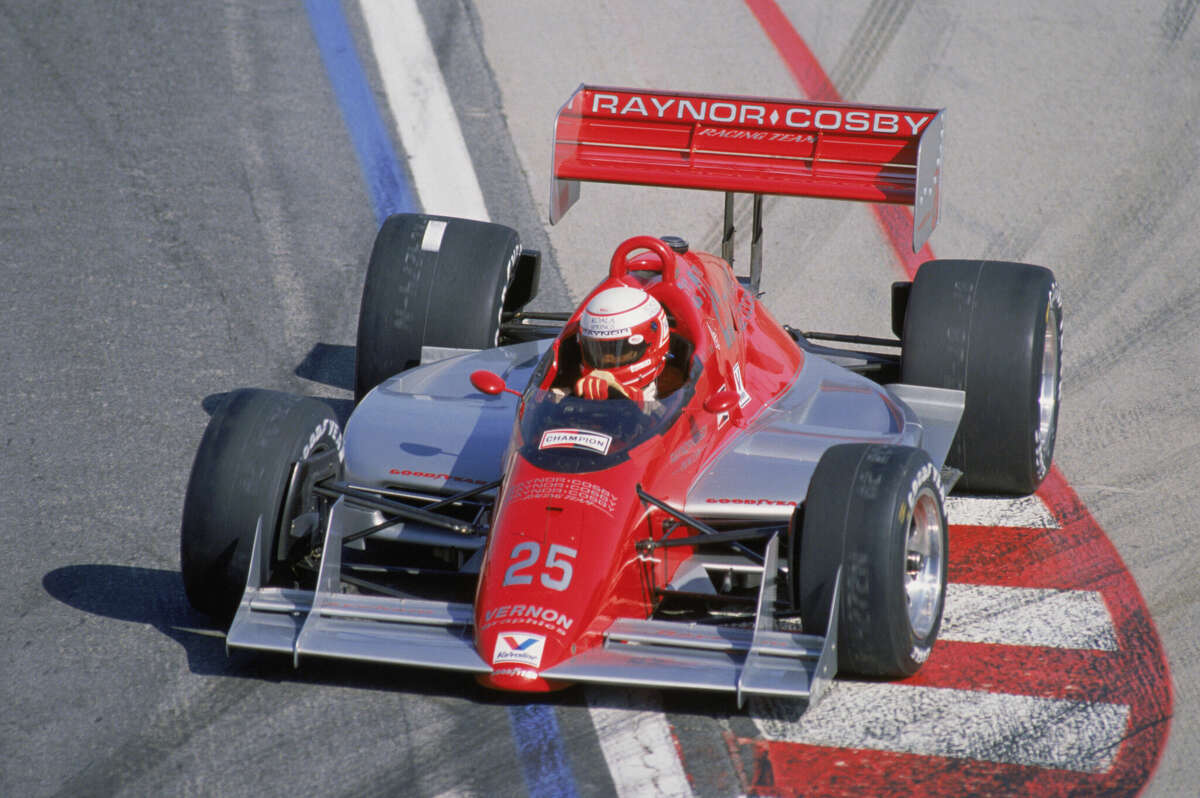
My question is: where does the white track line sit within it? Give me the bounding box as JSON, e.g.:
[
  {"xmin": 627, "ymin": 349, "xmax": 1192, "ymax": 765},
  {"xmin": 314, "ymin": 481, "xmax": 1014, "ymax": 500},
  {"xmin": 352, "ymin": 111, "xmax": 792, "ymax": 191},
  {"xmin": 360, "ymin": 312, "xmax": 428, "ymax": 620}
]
[
  {"xmin": 945, "ymin": 492, "xmax": 1060, "ymax": 528},
  {"xmin": 945, "ymin": 494, "xmax": 1058, "ymax": 528},
  {"xmin": 941, "ymin": 584, "xmax": 1119, "ymax": 650},
  {"xmin": 586, "ymin": 688, "xmax": 695, "ymax": 798},
  {"xmin": 750, "ymin": 684, "xmax": 1130, "ymax": 773},
  {"xmin": 358, "ymin": 0, "xmax": 489, "ymax": 221}
]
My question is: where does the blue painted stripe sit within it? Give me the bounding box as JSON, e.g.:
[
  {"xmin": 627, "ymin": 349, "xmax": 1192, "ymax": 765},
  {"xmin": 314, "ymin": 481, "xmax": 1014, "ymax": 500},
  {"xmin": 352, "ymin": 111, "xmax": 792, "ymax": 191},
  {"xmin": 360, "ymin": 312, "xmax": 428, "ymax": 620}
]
[
  {"xmin": 302, "ymin": 0, "xmax": 417, "ymax": 223},
  {"xmin": 303, "ymin": 5, "xmax": 580, "ymax": 798},
  {"xmin": 509, "ymin": 704, "xmax": 582, "ymax": 798}
]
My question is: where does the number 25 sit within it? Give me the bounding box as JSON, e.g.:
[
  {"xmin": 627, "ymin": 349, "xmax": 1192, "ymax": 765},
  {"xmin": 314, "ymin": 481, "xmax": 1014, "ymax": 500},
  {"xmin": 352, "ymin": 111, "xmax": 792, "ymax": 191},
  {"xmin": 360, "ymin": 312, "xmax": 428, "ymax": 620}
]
[{"xmin": 502, "ymin": 542, "xmax": 577, "ymax": 591}]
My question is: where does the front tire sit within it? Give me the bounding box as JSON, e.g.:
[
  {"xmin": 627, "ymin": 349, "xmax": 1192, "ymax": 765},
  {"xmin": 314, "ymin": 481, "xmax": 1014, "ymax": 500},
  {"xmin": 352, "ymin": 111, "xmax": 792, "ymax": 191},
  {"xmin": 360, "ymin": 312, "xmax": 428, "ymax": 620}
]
[
  {"xmin": 354, "ymin": 214, "xmax": 523, "ymax": 402},
  {"xmin": 796, "ymin": 443, "xmax": 948, "ymax": 677},
  {"xmin": 901, "ymin": 259, "xmax": 1062, "ymax": 494},
  {"xmin": 180, "ymin": 389, "xmax": 343, "ymax": 622}
]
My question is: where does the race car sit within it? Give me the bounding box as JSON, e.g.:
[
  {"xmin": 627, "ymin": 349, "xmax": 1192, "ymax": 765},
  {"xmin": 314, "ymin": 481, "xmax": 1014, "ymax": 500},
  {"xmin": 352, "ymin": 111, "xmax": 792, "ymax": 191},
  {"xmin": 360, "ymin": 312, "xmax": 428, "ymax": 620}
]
[{"xmin": 181, "ymin": 86, "xmax": 1062, "ymax": 707}]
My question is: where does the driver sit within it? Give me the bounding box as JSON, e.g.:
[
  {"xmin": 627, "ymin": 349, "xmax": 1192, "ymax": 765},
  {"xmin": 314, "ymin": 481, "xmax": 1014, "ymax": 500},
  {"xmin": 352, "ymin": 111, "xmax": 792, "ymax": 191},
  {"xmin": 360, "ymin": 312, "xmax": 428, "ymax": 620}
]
[{"xmin": 575, "ymin": 285, "xmax": 670, "ymax": 402}]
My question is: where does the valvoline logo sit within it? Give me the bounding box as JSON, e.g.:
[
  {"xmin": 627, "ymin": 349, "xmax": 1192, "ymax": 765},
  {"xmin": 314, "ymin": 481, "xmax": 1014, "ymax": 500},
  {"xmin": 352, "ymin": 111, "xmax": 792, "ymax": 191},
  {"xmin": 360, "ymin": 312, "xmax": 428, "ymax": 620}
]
[{"xmin": 492, "ymin": 632, "xmax": 546, "ymax": 668}]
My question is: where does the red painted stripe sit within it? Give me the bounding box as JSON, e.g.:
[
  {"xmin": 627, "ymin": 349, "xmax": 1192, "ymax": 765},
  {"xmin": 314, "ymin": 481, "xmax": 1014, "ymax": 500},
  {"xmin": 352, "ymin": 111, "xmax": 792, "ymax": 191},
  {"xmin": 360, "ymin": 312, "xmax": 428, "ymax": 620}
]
[
  {"xmin": 872, "ymin": 204, "xmax": 932, "ymax": 280},
  {"xmin": 949, "ymin": 521, "xmax": 1122, "ymax": 590},
  {"xmin": 904, "ymin": 640, "xmax": 1133, "ymax": 703},
  {"xmin": 744, "ymin": 0, "xmax": 839, "ymax": 102},
  {"xmin": 726, "ymin": 2, "xmax": 1173, "ymax": 794},
  {"xmin": 724, "ymin": 733, "xmax": 1146, "ymax": 798},
  {"xmin": 949, "ymin": 524, "xmax": 1061, "ymax": 586}
]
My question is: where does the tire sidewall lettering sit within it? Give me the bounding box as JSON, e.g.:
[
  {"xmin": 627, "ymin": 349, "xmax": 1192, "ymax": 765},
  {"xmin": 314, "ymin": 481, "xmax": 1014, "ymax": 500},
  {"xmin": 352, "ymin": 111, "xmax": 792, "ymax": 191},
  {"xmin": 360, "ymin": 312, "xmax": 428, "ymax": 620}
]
[
  {"xmin": 301, "ymin": 417, "xmax": 344, "ymax": 462},
  {"xmin": 906, "ymin": 460, "xmax": 943, "ymax": 510},
  {"xmin": 494, "ymin": 243, "xmax": 520, "ymax": 346}
]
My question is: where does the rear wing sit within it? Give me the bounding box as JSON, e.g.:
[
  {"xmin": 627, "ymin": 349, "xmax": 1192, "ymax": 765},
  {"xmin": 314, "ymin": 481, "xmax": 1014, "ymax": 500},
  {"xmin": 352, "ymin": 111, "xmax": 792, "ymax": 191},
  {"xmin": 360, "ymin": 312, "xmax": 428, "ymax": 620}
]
[{"xmin": 550, "ymin": 85, "xmax": 944, "ymax": 253}]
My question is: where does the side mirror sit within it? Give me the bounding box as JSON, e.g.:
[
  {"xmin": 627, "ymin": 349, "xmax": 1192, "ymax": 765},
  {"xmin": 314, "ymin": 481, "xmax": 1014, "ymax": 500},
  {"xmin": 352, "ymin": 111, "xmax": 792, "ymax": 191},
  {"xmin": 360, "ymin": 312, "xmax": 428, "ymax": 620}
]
[
  {"xmin": 471, "ymin": 370, "xmax": 521, "ymax": 397},
  {"xmin": 703, "ymin": 389, "xmax": 740, "ymax": 415}
]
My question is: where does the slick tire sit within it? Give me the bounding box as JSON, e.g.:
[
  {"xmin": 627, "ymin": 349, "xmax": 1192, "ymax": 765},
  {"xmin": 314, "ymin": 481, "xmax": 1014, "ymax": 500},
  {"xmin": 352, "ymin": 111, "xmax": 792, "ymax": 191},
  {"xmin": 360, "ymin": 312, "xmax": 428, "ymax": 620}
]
[
  {"xmin": 797, "ymin": 443, "xmax": 948, "ymax": 678},
  {"xmin": 901, "ymin": 259, "xmax": 1063, "ymax": 494},
  {"xmin": 354, "ymin": 213, "xmax": 522, "ymax": 402},
  {"xmin": 181, "ymin": 389, "xmax": 343, "ymax": 623}
]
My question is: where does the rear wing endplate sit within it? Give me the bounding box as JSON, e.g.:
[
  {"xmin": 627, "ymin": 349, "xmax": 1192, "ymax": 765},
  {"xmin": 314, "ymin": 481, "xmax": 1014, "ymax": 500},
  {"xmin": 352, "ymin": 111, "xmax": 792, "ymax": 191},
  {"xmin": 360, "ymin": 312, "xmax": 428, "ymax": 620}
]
[{"xmin": 550, "ymin": 85, "xmax": 944, "ymax": 252}]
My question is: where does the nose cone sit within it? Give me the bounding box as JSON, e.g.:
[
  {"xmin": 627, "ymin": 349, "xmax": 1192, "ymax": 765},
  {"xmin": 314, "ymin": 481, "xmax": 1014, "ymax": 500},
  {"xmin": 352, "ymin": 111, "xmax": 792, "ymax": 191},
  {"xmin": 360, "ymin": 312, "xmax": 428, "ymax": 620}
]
[
  {"xmin": 474, "ymin": 507, "xmax": 592, "ymax": 692},
  {"xmin": 474, "ymin": 457, "xmax": 647, "ymax": 692},
  {"xmin": 477, "ymin": 627, "xmax": 573, "ymax": 693}
]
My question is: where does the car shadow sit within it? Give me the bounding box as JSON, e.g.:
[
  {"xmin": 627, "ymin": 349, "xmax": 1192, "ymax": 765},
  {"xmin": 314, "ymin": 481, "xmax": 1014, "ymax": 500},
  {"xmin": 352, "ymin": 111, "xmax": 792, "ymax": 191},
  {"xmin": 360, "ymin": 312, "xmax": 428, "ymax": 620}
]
[
  {"xmin": 42, "ymin": 563, "xmax": 244, "ymax": 677},
  {"xmin": 295, "ymin": 342, "xmax": 355, "ymax": 393},
  {"xmin": 196, "ymin": 341, "xmax": 358, "ymax": 426},
  {"xmin": 38, "ymin": 563, "xmax": 525, "ymax": 702}
]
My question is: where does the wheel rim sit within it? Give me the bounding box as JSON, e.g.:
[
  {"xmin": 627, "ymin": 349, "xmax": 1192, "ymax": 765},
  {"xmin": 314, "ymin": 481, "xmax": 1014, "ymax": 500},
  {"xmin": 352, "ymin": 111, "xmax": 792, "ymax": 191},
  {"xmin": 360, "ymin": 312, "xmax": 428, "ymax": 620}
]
[
  {"xmin": 905, "ymin": 488, "xmax": 945, "ymax": 639},
  {"xmin": 1036, "ymin": 304, "xmax": 1060, "ymax": 469}
]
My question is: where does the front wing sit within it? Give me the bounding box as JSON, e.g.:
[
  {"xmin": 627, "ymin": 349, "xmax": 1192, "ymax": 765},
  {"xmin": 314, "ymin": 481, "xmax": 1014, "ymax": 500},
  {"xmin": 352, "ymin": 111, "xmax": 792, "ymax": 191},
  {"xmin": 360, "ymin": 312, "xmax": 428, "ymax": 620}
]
[{"xmin": 226, "ymin": 508, "xmax": 840, "ymax": 707}]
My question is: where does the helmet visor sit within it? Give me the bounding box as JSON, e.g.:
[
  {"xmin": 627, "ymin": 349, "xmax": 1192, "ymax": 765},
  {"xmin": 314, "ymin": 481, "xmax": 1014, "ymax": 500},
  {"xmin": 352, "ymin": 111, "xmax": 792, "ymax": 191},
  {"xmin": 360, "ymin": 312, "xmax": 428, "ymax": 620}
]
[{"xmin": 581, "ymin": 335, "xmax": 649, "ymax": 369}]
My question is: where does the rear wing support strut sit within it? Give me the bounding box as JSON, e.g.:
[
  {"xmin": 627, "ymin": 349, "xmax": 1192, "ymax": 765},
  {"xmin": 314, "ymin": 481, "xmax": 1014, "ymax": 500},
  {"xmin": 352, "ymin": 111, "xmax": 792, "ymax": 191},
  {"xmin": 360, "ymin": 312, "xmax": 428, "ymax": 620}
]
[
  {"xmin": 719, "ymin": 192, "xmax": 766, "ymax": 294},
  {"xmin": 750, "ymin": 193, "xmax": 764, "ymax": 293},
  {"xmin": 722, "ymin": 193, "xmax": 735, "ymax": 265}
]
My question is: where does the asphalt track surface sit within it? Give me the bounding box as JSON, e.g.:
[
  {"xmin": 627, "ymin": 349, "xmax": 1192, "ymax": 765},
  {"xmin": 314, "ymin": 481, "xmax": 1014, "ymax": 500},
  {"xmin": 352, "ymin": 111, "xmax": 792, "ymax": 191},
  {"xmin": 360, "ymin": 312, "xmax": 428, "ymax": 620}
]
[{"xmin": 2, "ymin": 1, "xmax": 1196, "ymax": 796}]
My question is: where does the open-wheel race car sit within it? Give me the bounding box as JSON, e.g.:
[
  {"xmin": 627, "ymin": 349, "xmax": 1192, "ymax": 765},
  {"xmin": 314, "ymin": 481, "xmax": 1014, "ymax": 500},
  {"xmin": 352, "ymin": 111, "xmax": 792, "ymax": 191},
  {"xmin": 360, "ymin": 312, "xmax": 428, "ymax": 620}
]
[{"xmin": 181, "ymin": 86, "xmax": 1063, "ymax": 707}]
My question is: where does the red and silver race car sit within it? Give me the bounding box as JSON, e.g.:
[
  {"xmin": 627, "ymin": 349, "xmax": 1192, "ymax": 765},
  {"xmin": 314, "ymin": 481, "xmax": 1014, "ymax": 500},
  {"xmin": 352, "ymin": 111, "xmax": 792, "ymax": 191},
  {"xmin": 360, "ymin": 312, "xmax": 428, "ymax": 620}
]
[{"xmin": 181, "ymin": 86, "xmax": 1062, "ymax": 706}]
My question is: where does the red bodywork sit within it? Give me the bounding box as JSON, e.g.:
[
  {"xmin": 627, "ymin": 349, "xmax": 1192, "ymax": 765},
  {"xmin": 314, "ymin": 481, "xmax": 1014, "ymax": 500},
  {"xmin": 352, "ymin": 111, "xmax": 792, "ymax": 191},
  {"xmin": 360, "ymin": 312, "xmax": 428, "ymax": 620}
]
[
  {"xmin": 473, "ymin": 85, "xmax": 943, "ymax": 691},
  {"xmin": 474, "ymin": 236, "xmax": 803, "ymax": 691}
]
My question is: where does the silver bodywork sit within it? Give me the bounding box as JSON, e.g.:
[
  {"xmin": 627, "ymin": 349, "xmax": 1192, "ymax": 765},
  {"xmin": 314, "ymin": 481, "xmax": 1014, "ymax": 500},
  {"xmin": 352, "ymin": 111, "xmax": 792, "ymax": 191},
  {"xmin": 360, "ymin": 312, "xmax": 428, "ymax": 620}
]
[{"xmin": 342, "ymin": 340, "xmax": 963, "ymax": 517}]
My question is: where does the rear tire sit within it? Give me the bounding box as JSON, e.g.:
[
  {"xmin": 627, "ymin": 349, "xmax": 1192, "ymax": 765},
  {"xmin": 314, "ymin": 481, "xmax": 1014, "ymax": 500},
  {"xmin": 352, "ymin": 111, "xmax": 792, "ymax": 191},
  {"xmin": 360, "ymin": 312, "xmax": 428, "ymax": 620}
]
[
  {"xmin": 797, "ymin": 443, "xmax": 948, "ymax": 677},
  {"xmin": 354, "ymin": 214, "xmax": 522, "ymax": 402},
  {"xmin": 901, "ymin": 259, "xmax": 1062, "ymax": 494},
  {"xmin": 180, "ymin": 389, "xmax": 343, "ymax": 623}
]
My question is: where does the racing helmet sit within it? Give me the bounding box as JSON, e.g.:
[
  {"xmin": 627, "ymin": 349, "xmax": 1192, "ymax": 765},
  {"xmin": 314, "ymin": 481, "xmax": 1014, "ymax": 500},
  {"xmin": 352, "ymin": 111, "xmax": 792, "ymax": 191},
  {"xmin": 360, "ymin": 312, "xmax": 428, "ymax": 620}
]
[{"xmin": 577, "ymin": 285, "xmax": 670, "ymax": 398}]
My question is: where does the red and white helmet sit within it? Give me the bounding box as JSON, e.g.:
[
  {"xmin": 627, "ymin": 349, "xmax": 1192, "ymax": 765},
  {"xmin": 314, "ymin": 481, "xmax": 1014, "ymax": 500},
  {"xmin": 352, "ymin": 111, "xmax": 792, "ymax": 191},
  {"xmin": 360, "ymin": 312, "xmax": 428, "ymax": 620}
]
[{"xmin": 577, "ymin": 285, "xmax": 670, "ymax": 399}]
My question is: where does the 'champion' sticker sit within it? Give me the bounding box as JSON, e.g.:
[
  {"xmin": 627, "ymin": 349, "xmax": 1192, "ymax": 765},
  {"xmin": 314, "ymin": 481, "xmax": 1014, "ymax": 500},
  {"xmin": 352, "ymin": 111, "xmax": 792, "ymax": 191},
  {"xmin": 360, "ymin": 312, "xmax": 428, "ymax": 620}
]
[{"xmin": 539, "ymin": 428, "xmax": 612, "ymax": 455}]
